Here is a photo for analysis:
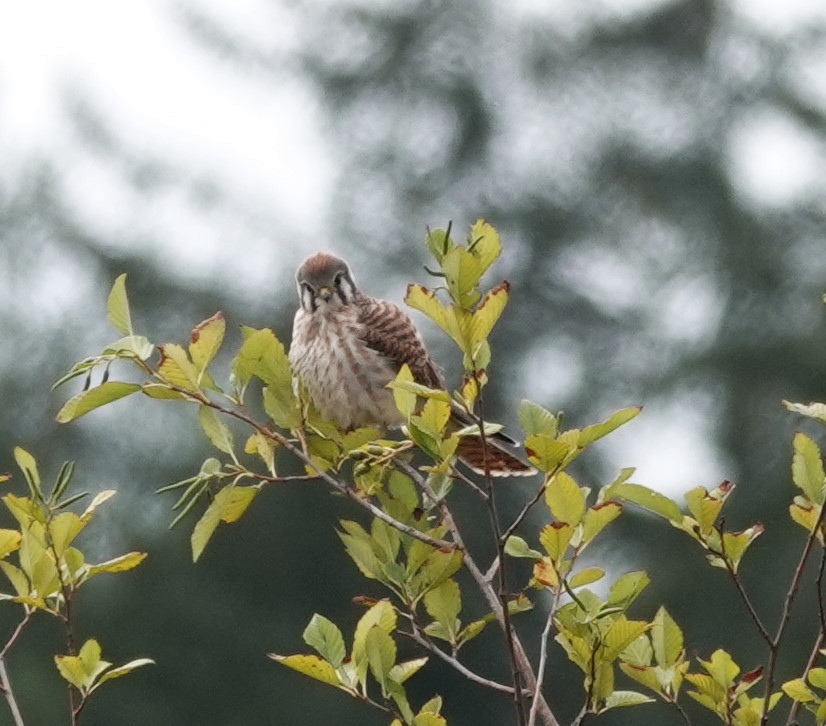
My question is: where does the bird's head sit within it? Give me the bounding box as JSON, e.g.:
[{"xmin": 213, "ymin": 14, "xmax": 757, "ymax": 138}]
[{"xmin": 295, "ymin": 253, "xmax": 358, "ymax": 313}]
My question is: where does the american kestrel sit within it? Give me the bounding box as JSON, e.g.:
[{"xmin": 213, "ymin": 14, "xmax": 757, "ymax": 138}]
[{"xmin": 288, "ymin": 252, "xmax": 534, "ymax": 477}]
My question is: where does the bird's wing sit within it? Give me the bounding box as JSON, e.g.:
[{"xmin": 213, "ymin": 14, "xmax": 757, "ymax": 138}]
[{"xmin": 355, "ymin": 294, "xmax": 443, "ymax": 388}]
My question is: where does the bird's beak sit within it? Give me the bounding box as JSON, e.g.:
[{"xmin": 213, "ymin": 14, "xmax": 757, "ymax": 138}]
[{"xmin": 318, "ymin": 287, "xmax": 332, "ymax": 302}]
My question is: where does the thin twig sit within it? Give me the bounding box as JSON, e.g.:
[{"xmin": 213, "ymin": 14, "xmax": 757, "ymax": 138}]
[
  {"xmin": 714, "ymin": 535, "xmax": 772, "ymax": 645},
  {"xmin": 0, "ymin": 658, "xmax": 24, "ymax": 726},
  {"xmin": 394, "ymin": 459, "xmax": 559, "ymax": 726},
  {"xmin": 138, "ymin": 368, "xmax": 460, "ymax": 553},
  {"xmin": 500, "ymin": 465, "xmax": 564, "ymax": 545},
  {"xmin": 0, "ymin": 611, "xmax": 32, "ymax": 660},
  {"xmin": 448, "ymin": 464, "xmax": 488, "ymax": 499},
  {"xmin": 401, "ymin": 627, "xmax": 518, "ymax": 695},
  {"xmin": 475, "ymin": 380, "xmax": 527, "ymax": 726},
  {"xmin": 672, "ymin": 701, "xmax": 693, "ymax": 726},
  {"xmin": 528, "ymin": 590, "xmax": 560, "ymax": 726},
  {"xmin": 761, "ymin": 505, "xmax": 826, "ymax": 725}
]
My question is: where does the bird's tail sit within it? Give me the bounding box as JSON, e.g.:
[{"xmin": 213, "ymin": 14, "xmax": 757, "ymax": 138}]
[{"xmin": 455, "ymin": 436, "xmax": 536, "ymax": 478}]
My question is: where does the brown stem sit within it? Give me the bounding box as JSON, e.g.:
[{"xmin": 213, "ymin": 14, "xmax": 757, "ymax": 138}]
[
  {"xmin": 761, "ymin": 503, "xmax": 826, "ymax": 725},
  {"xmin": 528, "ymin": 590, "xmax": 560, "ymax": 726},
  {"xmin": 474, "ymin": 379, "xmax": 527, "ymax": 726},
  {"xmin": 785, "ymin": 630, "xmax": 825, "ymax": 725},
  {"xmin": 0, "ymin": 658, "xmax": 24, "ymax": 726}
]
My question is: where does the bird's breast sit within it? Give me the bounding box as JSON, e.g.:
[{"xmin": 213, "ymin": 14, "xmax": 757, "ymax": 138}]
[{"xmin": 290, "ymin": 308, "xmax": 402, "ymax": 430}]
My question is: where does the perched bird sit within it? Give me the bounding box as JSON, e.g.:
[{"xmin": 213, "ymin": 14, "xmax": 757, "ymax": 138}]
[{"xmin": 288, "ymin": 252, "xmax": 534, "ymax": 477}]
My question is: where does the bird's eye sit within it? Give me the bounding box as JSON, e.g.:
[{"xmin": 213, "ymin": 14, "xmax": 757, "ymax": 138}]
[{"xmin": 333, "ymin": 272, "xmax": 343, "ymax": 286}]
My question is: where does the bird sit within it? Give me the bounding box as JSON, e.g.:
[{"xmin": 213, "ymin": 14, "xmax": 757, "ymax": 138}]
[{"xmin": 288, "ymin": 252, "xmax": 535, "ymax": 477}]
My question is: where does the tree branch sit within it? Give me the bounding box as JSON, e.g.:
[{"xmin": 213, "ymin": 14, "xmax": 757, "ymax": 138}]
[{"xmin": 528, "ymin": 590, "xmax": 560, "ymax": 726}]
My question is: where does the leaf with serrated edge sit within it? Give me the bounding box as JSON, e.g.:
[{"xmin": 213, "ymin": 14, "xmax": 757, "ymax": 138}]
[
  {"xmin": 0, "ymin": 530, "xmax": 21, "ymax": 559},
  {"xmin": 366, "ymin": 625, "xmax": 396, "ymax": 689},
  {"xmin": 470, "ymin": 282, "xmax": 509, "ymax": 346},
  {"xmin": 525, "ymin": 434, "xmax": 568, "ymax": 472},
  {"xmin": 539, "ymin": 523, "xmax": 573, "ymax": 561},
  {"xmin": 57, "ymin": 382, "xmax": 142, "ymax": 423},
  {"xmin": 782, "ymin": 678, "xmax": 817, "ymax": 702},
  {"xmin": 353, "ymin": 599, "xmax": 396, "ymax": 687},
  {"xmin": 518, "ymin": 400, "xmax": 558, "ymax": 438},
  {"xmin": 468, "ymin": 219, "xmax": 501, "ymax": 273},
  {"xmin": 389, "ymin": 657, "xmax": 428, "ymax": 685},
  {"xmin": 604, "ymin": 482, "xmax": 682, "ymax": 523},
  {"xmin": 191, "ymin": 486, "xmax": 258, "ymax": 562},
  {"xmin": 189, "ymin": 312, "xmax": 225, "ymax": 374},
  {"xmin": 424, "ymin": 580, "xmax": 461, "ymax": 637},
  {"xmin": 598, "ymin": 691, "xmax": 655, "ymax": 712},
  {"xmin": 269, "ymin": 654, "xmax": 341, "ymax": 687},
  {"xmin": 579, "ymin": 407, "xmax": 641, "ymax": 446},
  {"xmin": 793, "ymin": 432, "xmax": 825, "ymax": 505},
  {"xmin": 198, "ymin": 406, "xmax": 235, "ymax": 454},
  {"xmin": 652, "ymin": 607, "xmax": 684, "ymax": 667},
  {"xmin": 157, "ymin": 344, "xmax": 200, "ymax": 390},
  {"xmin": 580, "ymin": 502, "xmax": 622, "ymax": 548},
  {"xmin": 55, "ymin": 654, "xmax": 87, "ymax": 690},
  {"xmin": 87, "ymin": 552, "xmax": 147, "ymax": 576},
  {"xmin": 545, "ymin": 472, "xmax": 586, "ymax": 524},
  {"xmin": 95, "ymin": 658, "xmax": 154, "ymax": 687},
  {"xmin": 303, "ymin": 614, "xmax": 346, "ymax": 668},
  {"xmin": 107, "ymin": 274, "xmax": 133, "ymax": 335},
  {"xmin": 569, "ymin": 567, "xmax": 605, "ymax": 589}
]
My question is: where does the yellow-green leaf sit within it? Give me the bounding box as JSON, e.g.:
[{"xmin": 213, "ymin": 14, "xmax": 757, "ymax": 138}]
[
  {"xmin": 303, "ymin": 614, "xmax": 346, "ymax": 668},
  {"xmin": 389, "ymin": 657, "xmax": 428, "ymax": 685},
  {"xmin": 413, "ymin": 714, "xmax": 447, "ymax": 726},
  {"xmin": 190, "ymin": 485, "xmax": 258, "ymax": 561},
  {"xmin": 518, "ymin": 400, "xmax": 558, "ymax": 438},
  {"xmin": 413, "ymin": 398, "xmax": 451, "ymax": 440},
  {"xmin": 87, "ymin": 551, "xmax": 147, "ymax": 576},
  {"xmin": 13, "ymin": 447, "xmax": 41, "ymax": 497},
  {"xmin": 405, "ymin": 284, "xmax": 468, "ymax": 353},
  {"xmin": 269, "ymin": 654, "xmax": 341, "ymax": 687},
  {"xmin": 81, "ymin": 490, "xmax": 117, "ymax": 522},
  {"xmin": 539, "ymin": 523, "xmax": 573, "ymax": 561},
  {"xmin": 189, "ymin": 312, "xmax": 225, "ymax": 374},
  {"xmin": 424, "ymin": 579, "xmax": 461, "ymax": 637},
  {"xmin": 55, "ymin": 654, "xmax": 88, "ymax": 690},
  {"xmin": 366, "ymin": 625, "xmax": 397, "ymax": 688},
  {"xmin": 579, "ymin": 407, "xmax": 642, "ymax": 447},
  {"xmin": 793, "ymin": 432, "xmax": 825, "ymax": 505},
  {"xmin": 684, "ymin": 486, "xmax": 724, "ymax": 534},
  {"xmin": 198, "ymin": 406, "xmax": 235, "ymax": 455},
  {"xmin": 107, "ymin": 273, "xmax": 133, "ymax": 336},
  {"xmin": 504, "ymin": 535, "xmax": 542, "ymax": 559},
  {"xmin": 390, "ymin": 365, "xmax": 417, "ymax": 419},
  {"xmin": 604, "ymin": 482, "xmax": 682, "ymax": 523},
  {"xmin": 48, "ymin": 512, "xmax": 85, "ymax": 557},
  {"xmin": 157, "ymin": 344, "xmax": 200, "ymax": 391},
  {"xmin": 784, "ymin": 400, "xmax": 826, "ymax": 425},
  {"xmin": 0, "ymin": 530, "xmax": 21, "ymax": 559},
  {"xmin": 808, "ymin": 668, "xmax": 826, "ymax": 690},
  {"xmin": 96, "ymin": 658, "xmax": 154, "ymax": 686},
  {"xmin": 470, "ymin": 282, "xmax": 509, "ymax": 347},
  {"xmin": 442, "ymin": 245, "xmax": 482, "ymax": 309},
  {"xmin": 545, "ymin": 472, "xmax": 586, "ymax": 525},
  {"xmin": 652, "ymin": 607, "xmax": 684, "ymax": 667},
  {"xmin": 232, "ymin": 326, "xmax": 291, "ymax": 389},
  {"xmin": 790, "ymin": 500, "xmax": 821, "ymax": 534},
  {"xmin": 525, "ymin": 434, "xmax": 569, "ymax": 472},
  {"xmin": 244, "ymin": 432, "xmax": 277, "ymax": 473},
  {"xmin": 603, "ymin": 619, "xmax": 651, "ymax": 661},
  {"xmin": 468, "ymin": 219, "xmax": 501, "ymax": 274},
  {"xmin": 700, "ymin": 649, "xmax": 740, "ymax": 688},
  {"xmin": 782, "ymin": 677, "xmax": 817, "ymax": 702},
  {"xmin": 141, "ymin": 384, "xmax": 187, "ymax": 400},
  {"xmin": 56, "ymin": 382, "xmax": 142, "ymax": 423},
  {"xmin": 569, "ymin": 567, "xmax": 605, "ymax": 589},
  {"xmin": 580, "ymin": 502, "xmax": 623, "ymax": 548}
]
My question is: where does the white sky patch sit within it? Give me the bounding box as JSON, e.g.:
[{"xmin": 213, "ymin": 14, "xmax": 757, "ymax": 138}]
[
  {"xmin": 601, "ymin": 391, "xmax": 732, "ymax": 498},
  {"xmin": 650, "ymin": 275, "xmax": 724, "ymax": 345},
  {"xmin": 726, "ymin": 107, "xmax": 826, "ymax": 209},
  {"xmin": 0, "ymin": 0, "xmax": 333, "ymax": 269},
  {"xmin": 731, "ymin": 0, "xmax": 826, "ymax": 36}
]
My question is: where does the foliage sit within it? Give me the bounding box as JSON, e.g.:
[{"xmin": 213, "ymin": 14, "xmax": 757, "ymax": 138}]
[
  {"xmin": 0, "ymin": 448, "xmax": 151, "ymax": 725},
  {"xmin": 45, "ymin": 221, "xmax": 826, "ymax": 725}
]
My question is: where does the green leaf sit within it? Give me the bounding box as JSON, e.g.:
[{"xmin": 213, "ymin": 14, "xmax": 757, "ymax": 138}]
[
  {"xmin": 545, "ymin": 472, "xmax": 586, "ymax": 525},
  {"xmin": 190, "ymin": 485, "xmax": 258, "ymax": 561},
  {"xmin": 141, "ymin": 384, "xmax": 187, "ymax": 400},
  {"xmin": 718, "ymin": 526, "xmax": 764, "ymax": 573},
  {"xmin": 468, "ymin": 219, "xmax": 501, "ymax": 274},
  {"xmin": 366, "ymin": 625, "xmax": 397, "ymax": 690},
  {"xmin": 232, "ymin": 327, "xmax": 291, "ymax": 388},
  {"xmin": 684, "ymin": 486, "xmax": 724, "ymax": 535},
  {"xmin": 95, "ymin": 658, "xmax": 154, "ymax": 686},
  {"xmin": 784, "ymin": 400, "xmax": 826, "ymax": 425},
  {"xmin": 198, "ymin": 406, "xmax": 235, "ymax": 455},
  {"xmin": 269, "ymin": 654, "xmax": 341, "ymax": 687},
  {"xmin": 599, "ymin": 691, "xmax": 655, "ymax": 712},
  {"xmin": 412, "ymin": 714, "xmax": 447, "ymax": 726},
  {"xmin": 13, "ymin": 447, "xmax": 41, "ymax": 498},
  {"xmin": 424, "ymin": 580, "xmax": 461, "ymax": 639},
  {"xmin": 606, "ymin": 571, "xmax": 650, "ymax": 611},
  {"xmin": 782, "ymin": 677, "xmax": 817, "ymax": 702},
  {"xmin": 503, "ymin": 535, "xmax": 542, "ymax": 559},
  {"xmin": 389, "ymin": 657, "xmax": 428, "ymax": 685},
  {"xmin": 0, "ymin": 530, "xmax": 21, "ymax": 559},
  {"xmin": 652, "ymin": 607, "xmax": 684, "ymax": 667},
  {"xmin": 699, "ymin": 649, "xmax": 740, "ymax": 688},
  {"xmin": 569, "ymin": 567, "xmax": 605, "ymax": 589},
  {"xmin": 808, "ymin": 668, "xmax": 826, "ymax": 690},
  {"xmin": 303, "ymin": 614, "xmax": 346, "ymax": 669},
  {"xmin": 602, "ymin": 619, "xmax": 651, "ymax": 661},
  {"xmin": 579, "ymin": 407, "xmax": 642, "ymax": 447},
  {"xmin": 263, "ymin": 382, "xmax": 301, "ymax": 430},
  {"xmin": 87, "ymin": 551, "xmax": 147, "ymax": 576},
  {"xmin": 470, "ymin": 282, "xmax": 509, "ymax": 347},
  {"xmin": 518, "ymin": 400, "xmax": 558, "ymax": 438},
  {"xmin": 580, "ymin": 502, "xmax": 623, "ymax": 548},
  {"xmin": 102, "ymin": 335, "xmax": 154, "ymax": 360},
  {"xmin": 425, "ymin": 227, "xmax": 453, "ymax": 263},
  {"xmin": 55, "ymin": 654, "xmax": 88, "ymax": 690},
  {"xmin": 413, "ymin": 398, "xmax": 452, "ymax": 440},
  {"xmin": 405, "ymin": 284, "xmax": 468, "ymax": 353},
  {"xmin": 244, "ymin": 432, "xmax": 276, "ymax": 473},
  {"xmin": 604, "ymin": 482, "xmax": 682, "ymax": 523},
  {"xmin": 443, "ymin": 245, "xmax": 483, "ymax": 309},
  {"xmin": 189, "ymin": 312, "xmax": 225, "ymax": 374},
  {"xmin": 525, "ymin": 434, "xmax": 569, "ymax": 472},
  {"xmin": 352, "ymin": 599, "xmax": 397, "ymax": 684},
  {"xmin": 56, "ymin": 382, "xmax": 142, "ymax": 423},
  {"xmin": 47, "ymin": 512, "xmax": 85, "ymax": 557},
  {"xmin": 793, "ymin": 432, "xmax": 825, "ymax": 505},
  {"xmin": 539, "ymin": 522, "xmax": 573, "ymax": 561},
  {"xmin": 107, "ymin": 273, "xmax": 133, "ymax": 335},
  {"xmin": 620, "ymin": 635, "xmax": 653, "ymax": 668},
  {"xmin": 157, "ymin": 344, "xmax": 201, "ymax": 391}
]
